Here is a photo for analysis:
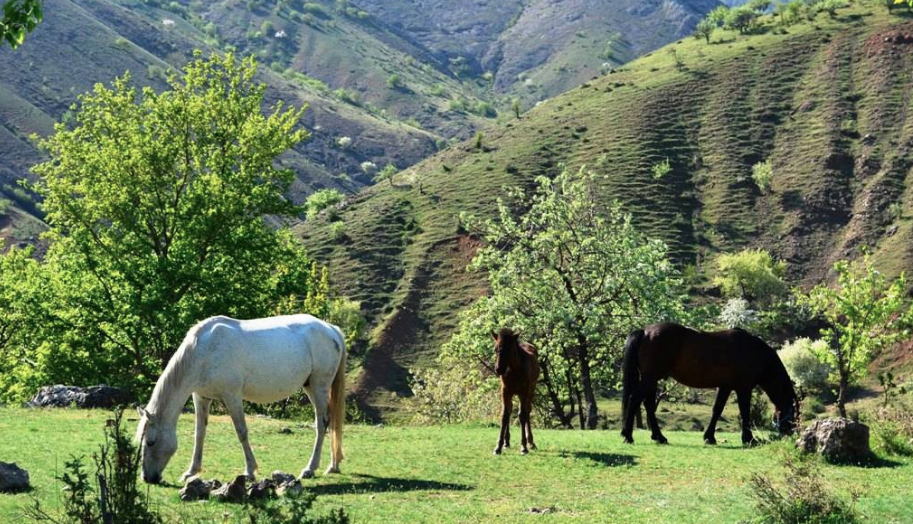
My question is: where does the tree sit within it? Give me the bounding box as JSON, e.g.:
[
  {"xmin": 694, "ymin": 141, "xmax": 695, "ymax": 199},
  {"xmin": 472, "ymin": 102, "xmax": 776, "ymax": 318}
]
[
  {"xmin": 460, "ymin": 167, "xmax": 686, "ymax": 429},
  {"xmin": 694, "ymin": 18, "xmax": 716, "ymax": 44},
  {"xmin": 726, "ymin": 6, "xmax": 759, "ymax": 33},
  {"xmin": 800, "ymin": 254, "xmax": 911, "ymax": 417},
  {"xmin": 386, "ymin": 74, "xmax": 404, "ymax": 90},
  {"xmin": 747, "ymin": 0, "xmax": 773, "ymax": 12},
  {"xmin": 752, "ymin": 159, "xmax": 773, "ymax": 193},
  {"xmin": 0, "ymin": 0, "xmax": 42, "ymax": 49},
  {"xmin": 511, "ymin": 98, "xmax": 521, "ymax": 119},
  {"xmin": 2, "ymin": 53, "xmax": 328, "ymax": 397},
  {"xmin": 713, "ymin": 249, "xmax": 787, "ymax": 305},
  {"xmin": 373, "ymin": 163, "xmax": 397, "ymax": 186},
  {"xmin": 708, "ymin": 5, "xmax": 730, "ymax": 25},
  {"xmin": 305, "ymin": 188, "xmax": 344, "ymax": 220}
]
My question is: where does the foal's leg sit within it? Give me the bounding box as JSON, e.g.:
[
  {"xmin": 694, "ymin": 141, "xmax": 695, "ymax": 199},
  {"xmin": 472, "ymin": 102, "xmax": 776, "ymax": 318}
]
[
  {"xmin": 518, "ymin": 397, "xmax": 530, "ymax": 455},
  {"xmin": 704, "ymin": 388, "xmax": 731, "ymax": 445},
  {"xmin": 736, "ymin": 388, "xmax": 756, "ymax": 446},
  {"xmin": 300, "ymin": 386, "xmax": 330, "ymax": 479},
  {"xmin": 642, "ymin": 381, "xmax": 668, "ymax": 444},
  {"xmin": 494, "ymin": 388, "xmax": 512, "ymax": 455},
  {"xmin": 224, "ymin": 394, "xmax": 258, "ymax": 479},
  {"xmin": 524, "ymin": 397, "xmax": 537, "ymax": 451},
  {"xmin": 180, "ymin": 393, "xmax": 213, "ymax": 482}
]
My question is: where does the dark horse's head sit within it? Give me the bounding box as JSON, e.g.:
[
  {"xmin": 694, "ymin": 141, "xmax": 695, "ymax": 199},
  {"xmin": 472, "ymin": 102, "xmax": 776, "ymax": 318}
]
[
  {"xmin": 759, "ymin": 340, "xmax": 801, "ymax": 436},
  {"xmin": 491, "ymin": 328, "xmax": 521, "ymax": 376}
]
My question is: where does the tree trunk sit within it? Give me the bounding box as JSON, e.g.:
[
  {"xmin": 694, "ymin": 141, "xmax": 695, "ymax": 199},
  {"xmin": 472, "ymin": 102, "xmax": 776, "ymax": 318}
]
[
  {"xmin": 577, "ymin": 343, "xmax": 599, "ymax": 430},
  {"xmin": 540, "ymin": 360, "xmax": 572, "ymax": 427},
  {"xmin": 837, "ymin": 373, "xmax": 849, "ymax": 418}
]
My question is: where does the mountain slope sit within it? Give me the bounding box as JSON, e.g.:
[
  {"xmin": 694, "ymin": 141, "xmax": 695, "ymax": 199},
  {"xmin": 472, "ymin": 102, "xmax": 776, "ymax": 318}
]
[{"xmin": 299, "ymin": 6, "xmax": 913, "ymax": 411}]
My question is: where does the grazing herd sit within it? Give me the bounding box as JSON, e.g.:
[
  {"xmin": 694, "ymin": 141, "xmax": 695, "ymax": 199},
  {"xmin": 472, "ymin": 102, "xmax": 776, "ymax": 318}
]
[{"xmin": 136, "ymin": 316, "xmax": 797, "ymax": 486}]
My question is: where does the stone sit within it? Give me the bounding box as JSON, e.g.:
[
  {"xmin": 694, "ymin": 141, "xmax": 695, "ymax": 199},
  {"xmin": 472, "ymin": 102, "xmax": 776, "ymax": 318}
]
[
  {"xmin": 211, "ymin": 475, "xmax": 247, "ymax": 504},
  {"xmin": 179, "ymin": 476, "xmax": 214, "ymax": 502},
  {"xmin": 796, "ymin": 418, "xmax": 871, "ymax": 462},
  {"xmin": 26, "ymin": 385, "xmax": 131, "ymax": 409},
  {"xmin": 0, "ymin": 462, "xmax": 29, "ymax": 492},
  {"xmin": 247, "ymin": 478, "xmax": 276, "ymax": 501},
  {"xmin": 276, "ymin": 479, "xmax": 303, "ymax": 497},
  {"xmin": 271, "ymin": 471, "xmax": 296, "ymax": 485}
]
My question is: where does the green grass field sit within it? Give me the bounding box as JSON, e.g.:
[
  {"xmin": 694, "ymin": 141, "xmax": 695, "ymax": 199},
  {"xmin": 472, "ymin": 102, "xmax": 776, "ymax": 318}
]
[{"xmin": 0, "ymin": 407, "xmax": 910, "ymax": 523}]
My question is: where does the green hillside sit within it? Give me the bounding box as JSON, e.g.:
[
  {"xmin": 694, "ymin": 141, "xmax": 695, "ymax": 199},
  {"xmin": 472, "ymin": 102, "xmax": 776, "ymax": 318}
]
[{"xmin": 299, "ymin": 3, "xmax": 913, "ymax": 411}]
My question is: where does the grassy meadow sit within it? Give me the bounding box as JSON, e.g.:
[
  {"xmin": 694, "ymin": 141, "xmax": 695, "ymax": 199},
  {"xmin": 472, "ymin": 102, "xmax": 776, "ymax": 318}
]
[{"xmin": 0, "ymin": 407, "xmax": 910, "ymax": 523}]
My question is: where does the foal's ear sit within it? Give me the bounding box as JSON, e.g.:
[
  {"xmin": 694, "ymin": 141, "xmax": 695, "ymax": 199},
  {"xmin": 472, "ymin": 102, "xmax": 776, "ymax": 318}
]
[
  {"xmin": 490, "ymin": 330, "xmax": 498, "ymax": 341},
  {"xmin": 137, "ymin": 406, "xmax": 149, "ymax": 420}
]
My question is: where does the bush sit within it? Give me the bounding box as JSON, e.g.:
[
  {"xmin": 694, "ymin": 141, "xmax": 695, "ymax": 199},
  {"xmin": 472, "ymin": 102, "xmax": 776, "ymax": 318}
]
[
  {"xmin": 779, "ymin": 338, "xmax": 831, "ymax": 394},
  {"xmin": 868, "ymin": 404, "xmax": 913, "ymax": 457},
  {"xmin": 651, "ymin": 158, "xmax": 672, "ymax": 179},
  {"xmin": 0, "ymin": 198, "xmax": 11, "ymax": 216},
  {"xmin": 753, "ymin": 159, "xmax": 773, "ymax": 193},
  {"xmin": 25, "ymin": 410, "xmax": 160, "ymax": 524},
  {"xmin": 360, "ymin": 161, "xmax": 378, "ymax": 175},
  {"xmin": 305, "ymin": 189, "xmax": 344, "ymax": 220},
  {"xmin": 243, "ymin": 492, "xmax": 349, "ymax": 524},
  {"xmin": 719, "ymin": 298, "xmax": 758, "ymax": 329},
  {"xmin": 410, "ymin": 364, "xmax": 502, "ymax": 425},
  {"xmin": 747, "ymin": 454, "xmax": 858, "ymax": 524},
  {"xmin": 386, "ymin": 74, "xmax": 403, "ymax": 90}
]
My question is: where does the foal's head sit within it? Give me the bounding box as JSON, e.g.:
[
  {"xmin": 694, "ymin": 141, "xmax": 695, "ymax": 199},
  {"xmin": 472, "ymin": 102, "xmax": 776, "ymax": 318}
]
[{"xmin": 491, "ymin": 328, "xmax": 521, "ymax": 376}]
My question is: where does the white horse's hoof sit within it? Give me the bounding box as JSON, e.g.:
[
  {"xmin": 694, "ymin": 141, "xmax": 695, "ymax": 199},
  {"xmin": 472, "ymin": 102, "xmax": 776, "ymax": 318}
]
[
  {"xmin": 325, "ymin": 466, "xmax": 341, "ymax": 475},
  {"xmin": 179, "ymin": 472, "xmax": 199, "ymax": 483},
  {"xmin": 299, "ymin": 469, "xmax": 315, "ymax": 479}
]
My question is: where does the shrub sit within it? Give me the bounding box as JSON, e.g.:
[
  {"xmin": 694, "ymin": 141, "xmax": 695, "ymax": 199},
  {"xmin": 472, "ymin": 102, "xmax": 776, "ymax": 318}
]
[
  {"xmin": 779, "ymin": 338, "xmax": 831, "ymax": 394},
  {"xmin": 0, "ymin": 198, "xmax": 11, "ymax": 216},
  {"xmin": 360, "ymin": 161, "xmax": 378, "ymax": 175},
  {"xmin": 410, "ymin": 364, "xmax": 501, "ymax": 425},
  {"xmin": 243, "ymin": 492, "xmax": 349, "ymax": 524},
  {"xmin": 336, "ymin": 136, "xmax": 352, "ymax": 149},
  {"xmin": 719, "ymin": 298, "xmax": 758, "ymax": 329},
  {"xmin": 651, "ymin": 158, "xmax": 672, "ymax": 179},
  {"xmin": 753, "ymin": 159, "xmax": 773, "ymax": 193},
  {"xmin": 386, "ymin": 74, "xmax": 404, "ymax": 90},
  {"xmin": 747, "ymin": 454, "xmax": 859, "ymax": 524},
  {"xmin": 25, "ymin": 410, "xmax": 160, "ymax": 524},
  {"xmin": 305, "ymin": 189, "xmax": 344, "ymax": 220},
  {"xmin": 328, "ymin": 298, "xmax": 363, "ymax": 348},
  {"xmin": 713, "ymin": 249, "xmax": 787, "ymax": 304}
]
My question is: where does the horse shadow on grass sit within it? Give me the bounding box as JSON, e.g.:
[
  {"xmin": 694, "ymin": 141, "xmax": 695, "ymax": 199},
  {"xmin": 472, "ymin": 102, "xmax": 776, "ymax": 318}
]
[
  {"xmin": 310, "ymin": 474, "xmax": 473, "ymax": 496},
  {"xmin": 570, "ymin": 451, "xmax": 637, "ymax": 468}
]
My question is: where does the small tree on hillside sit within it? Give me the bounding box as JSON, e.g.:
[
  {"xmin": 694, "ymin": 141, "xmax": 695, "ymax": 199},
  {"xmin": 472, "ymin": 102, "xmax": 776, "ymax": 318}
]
[
  {"xmin": 800, "ymin": 254, "xmax": 912, "ymax": 417},
  {"xmin": 374, "ymin": 163, "xmax": 398, "ymax": 186},
  {"xmin": 694, "ymin": 18, "xmax": 716, "ymax": 44},
  {"xmin": 305, "ymin": 188, "xmax": 344, "ymax": 220},
  {"xmin": 460, "ymin": 167, "xmax": 686, "ymax": 429},
  {"xmin": 713, "ymin": 249, "xmax": 787, "ymax": 305},
  {"xmin": 726, "ymin": 6, "xmax": 759, "ymax": 33}
]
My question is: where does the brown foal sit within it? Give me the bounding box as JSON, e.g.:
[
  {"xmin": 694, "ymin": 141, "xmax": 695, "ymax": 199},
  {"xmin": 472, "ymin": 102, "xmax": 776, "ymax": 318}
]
[{"xmin": 491, "ymin": 328, "xmax": 540, "ymax": 455}]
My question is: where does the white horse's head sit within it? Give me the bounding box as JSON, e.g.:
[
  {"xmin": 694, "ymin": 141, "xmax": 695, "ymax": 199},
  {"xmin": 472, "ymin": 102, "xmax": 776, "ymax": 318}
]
[{"xmin": 136, "ymin": 406, "xmax": 178, "ymax": 484}]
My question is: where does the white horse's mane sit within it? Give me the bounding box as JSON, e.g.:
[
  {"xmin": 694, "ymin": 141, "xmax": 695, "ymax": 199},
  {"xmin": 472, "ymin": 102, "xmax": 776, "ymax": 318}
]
[{"xmin": 145, "ymin": 319, "xmax": 209, "ymax": 418}]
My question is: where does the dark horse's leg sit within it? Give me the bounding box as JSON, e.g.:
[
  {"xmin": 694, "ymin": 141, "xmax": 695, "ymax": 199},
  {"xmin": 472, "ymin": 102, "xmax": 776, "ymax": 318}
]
[
  {"xmin": 622, "ymin": 383, "xmax": 649, "ymax": 444},
  {"xmin": 736, "ymin": 388, "xmax": 757, "ymax": 446},
  {"xmin": 494, "ymin": 388, "xmax": 513, "ymax": 455},
  {"xmin": 704, "ymin": 388, "xmax": 731, "ymax": 445},
  {"xmin": 642, "ymin": 381, "xmax": 668, "ymax": 444}
]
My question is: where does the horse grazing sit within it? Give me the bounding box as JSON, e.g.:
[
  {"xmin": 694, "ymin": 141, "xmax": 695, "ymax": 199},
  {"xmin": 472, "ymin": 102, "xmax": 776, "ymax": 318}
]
[
  {"xmin": 135, "ymin": 314, "xmax": 347, "ymax": 484},
  {"xmin": 491, "ymin": 328, "xmax": 540, "ymax": 455},
  {"xmin": 620, "ymin": 322, "xmax": 798, "ymax": 446}
]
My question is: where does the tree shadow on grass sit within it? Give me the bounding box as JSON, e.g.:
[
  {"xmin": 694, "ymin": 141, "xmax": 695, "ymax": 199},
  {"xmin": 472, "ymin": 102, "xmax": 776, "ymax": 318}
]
[
  {"xmin": 311, "ymin": 474, "xmax": 473, "ymax": 495},
  {"xmin": 570, "ymin": 451, "xmax": 637, "ymax": 468}
]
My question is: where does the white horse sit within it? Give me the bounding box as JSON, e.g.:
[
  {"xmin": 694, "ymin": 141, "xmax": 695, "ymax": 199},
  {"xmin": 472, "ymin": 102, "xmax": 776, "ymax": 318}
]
[{"xmin": 135, "ymin": 314, "xmax": 347, "ymax": 484}]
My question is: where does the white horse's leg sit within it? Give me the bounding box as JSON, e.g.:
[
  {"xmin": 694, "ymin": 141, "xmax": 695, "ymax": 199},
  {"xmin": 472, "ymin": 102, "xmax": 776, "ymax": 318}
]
[
  {"xmin": 224, "ymin": 394, "xmax": 258, "ymax": 479},
  {"xmin": 300, "ymin": 386, "xmax": 329, "ymax": 479},
  {"xmin": 180, "ymin": 393, "xmax": 213, "ymax": 482}
]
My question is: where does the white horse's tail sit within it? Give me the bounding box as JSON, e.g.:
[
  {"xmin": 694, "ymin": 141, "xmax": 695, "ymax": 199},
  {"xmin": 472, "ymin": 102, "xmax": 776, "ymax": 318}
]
[{"xmin": 329, "ymin": 334, "xmax": 346, "ymax": 466}]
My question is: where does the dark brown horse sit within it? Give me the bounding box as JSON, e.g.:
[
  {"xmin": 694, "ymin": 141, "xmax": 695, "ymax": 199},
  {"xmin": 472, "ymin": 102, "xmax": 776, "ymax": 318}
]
[
  {"xmin": 491, "ymin": 328, "xmax": 540, "ymax": 455},
  {"xmin": 620, "ymin": 322, "xmax": 799, "ymax": 446}
]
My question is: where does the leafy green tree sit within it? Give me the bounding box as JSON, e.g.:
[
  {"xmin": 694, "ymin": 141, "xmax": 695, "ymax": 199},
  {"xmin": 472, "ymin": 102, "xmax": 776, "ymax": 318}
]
[
  {"xmin": 0, "ymin": 0, "xmax": 42, "ymax": 49},
  {"xmin": 305, "ymin": 188, "xmax": 344, "ymax": 220},
  {"xmin": 0, "ymin": 53, "xmax": 328, "ymax": 398},
  {"xmin": 801, "ymin": 254, "xmax": 912, "ymax": 417},
  {"xmin": 511, "ymin": 98, "xmax": 521, "ymax": 119},
  {"xmin": 747, "ymin": 0, "xmax": 773, "ymax": 12},
  {"xmin": 713, "ymin": 249, "xmax": 787, "ymax": 305},
  {"xmin": 708, "ymin": 5, "xmax": 731, "ymax": 25},
  {"xmin": 373, "ymin": 163, "xmax": 397, "ymax": 186},
  {"xmin": 694, "ymin": 18, "xmax": 716, "ymax": 44},
  {"xmin": 752, "ymin": 159, "xmax": 773, "ymax": 193},
  {"xmin": 460, "ymin": 167, "xmax": 686, "ymax": 429},
  {"xmin": 726, "ymin": 6, "xmax": 759, "ymax": 33},
  {"xmin": 386, "ymin": 74, "xmax": 403, "ymax": 90}
]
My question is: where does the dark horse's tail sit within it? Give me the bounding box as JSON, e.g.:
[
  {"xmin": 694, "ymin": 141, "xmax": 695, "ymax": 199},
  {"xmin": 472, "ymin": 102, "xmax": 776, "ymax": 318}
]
[{"xmin": 621, "ymin": 329, "xmax": 645, "ymax": 436}]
